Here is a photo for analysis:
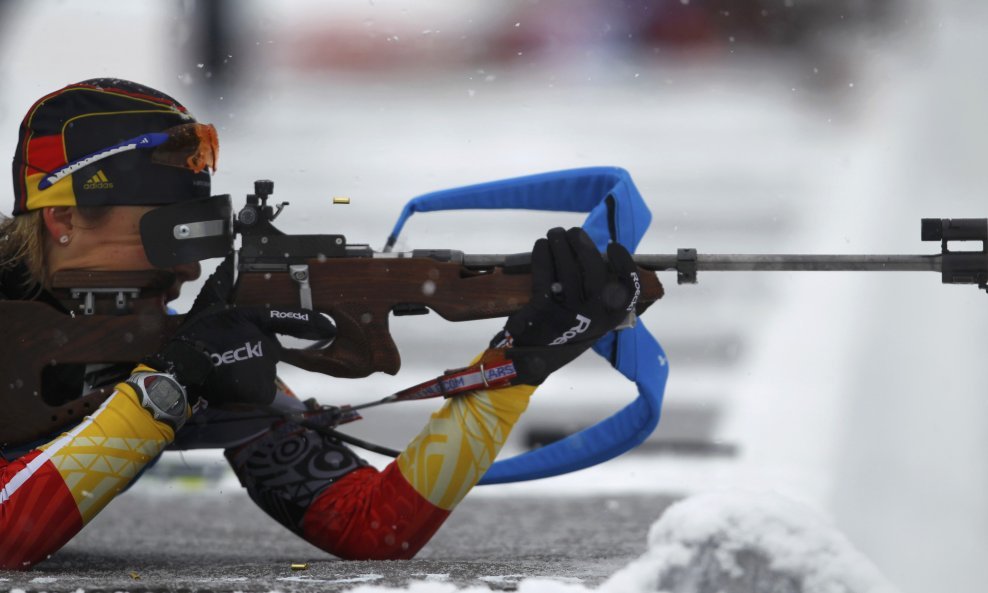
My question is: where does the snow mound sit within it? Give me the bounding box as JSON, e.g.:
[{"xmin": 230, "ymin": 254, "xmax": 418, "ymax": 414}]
[
  {"xmin": 606, "ymin": 491, "xmax": 899, "ymax": 593},
  {"xmin": 343, "ymin": 491, "xmax": 898, "ymax": 593}
]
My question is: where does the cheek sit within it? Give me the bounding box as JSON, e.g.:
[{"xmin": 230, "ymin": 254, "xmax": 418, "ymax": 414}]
[
  {"xmin": 104, "ymin": 237, "xmax": 154, "ymax": 269},
  {"xmin": 115, "ymin": 221, "xmax": 151, "ymax": 265}
]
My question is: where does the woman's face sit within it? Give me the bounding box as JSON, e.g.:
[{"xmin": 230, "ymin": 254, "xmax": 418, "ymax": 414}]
[{"xmin": 48, "ymin": 206, "xmax": 201, "ymax": 304}]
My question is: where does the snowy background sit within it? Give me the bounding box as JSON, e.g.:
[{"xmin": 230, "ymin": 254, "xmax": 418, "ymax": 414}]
[{"xmin": 2, "ymin": 1, "xmax": 988, "ymax": 592}]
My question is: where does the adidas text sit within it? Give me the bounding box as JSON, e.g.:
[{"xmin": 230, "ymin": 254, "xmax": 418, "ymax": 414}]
[
  {"xmin": 82, "ymin": 181, "xmax": 113, "ymax": 190},
  {"xmin": 550, "ymin": 314, "xmax": 591, "ymax": 346},
  {"xmin": 270, "ymin": 310, "xmax": 309, "ymax": 321},
  {"xmin": 211, "ymin": 341, "xmax": 263, "ymax": 366},
  {"xmin": 83, "ymin": 170, "xmax": 114, "ymax": 190}
]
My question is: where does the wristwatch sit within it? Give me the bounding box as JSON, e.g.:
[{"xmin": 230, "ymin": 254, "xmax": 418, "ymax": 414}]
[{"xmin": 126, "ymin": 372, "xmax": 189, "ymax": 430}]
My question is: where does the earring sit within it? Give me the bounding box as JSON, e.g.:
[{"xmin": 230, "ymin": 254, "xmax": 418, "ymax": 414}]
[{"xmin": 59, "ymin": 235, "xmax": 70, "ymax": 245}]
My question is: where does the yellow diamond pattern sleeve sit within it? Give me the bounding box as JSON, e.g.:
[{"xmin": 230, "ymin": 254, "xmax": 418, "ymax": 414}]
[
  {"xmin": 396, "ymin": 382, "xmax": 535, "ymax": 511},
  {"xmin": 36, "ymin": 381, "xmax": 175, "ymax": 523}
]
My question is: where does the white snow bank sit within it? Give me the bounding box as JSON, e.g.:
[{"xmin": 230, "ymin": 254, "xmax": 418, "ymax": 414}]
[
  {"xmin": 341, "ymin": 491, "xmax": 898, "ymax": 593},
  {"xmin": 607, "ymin": 491, "xmax": 899, "ymax": 593}
]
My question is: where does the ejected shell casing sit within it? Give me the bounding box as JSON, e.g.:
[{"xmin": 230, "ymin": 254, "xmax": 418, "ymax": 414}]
[{"xmin": 332, "ymin": 196, "xmax": 350, "ymax": 204}]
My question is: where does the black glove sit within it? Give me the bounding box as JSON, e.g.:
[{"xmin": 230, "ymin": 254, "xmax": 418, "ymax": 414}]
[
  {"xmin": 497, "ymin": 227, "xmax": 640, "ymax": 385},
  {"xmin": 146, "ymin": 257, "xmax": 337, "ymax": 408}
]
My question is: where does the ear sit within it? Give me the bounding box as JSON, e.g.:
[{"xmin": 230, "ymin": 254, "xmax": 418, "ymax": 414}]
[{"xmin": 42, "ymin": 207, "xmax": 75, "ymax": 242}]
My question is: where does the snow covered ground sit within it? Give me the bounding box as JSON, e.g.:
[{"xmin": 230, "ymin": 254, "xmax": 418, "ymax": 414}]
[{"xmin": 2, "ymin": 1, "xmax": 988, "ymax": 592}]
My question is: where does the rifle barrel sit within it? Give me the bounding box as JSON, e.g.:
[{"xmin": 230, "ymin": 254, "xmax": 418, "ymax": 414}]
[
  {"xmin": 633, "ymin": 254, "xmax": 943, "ymax": 273},
  {"xmin": 460, "ymin": 253, "xmax": 943, "ymax": 273}
]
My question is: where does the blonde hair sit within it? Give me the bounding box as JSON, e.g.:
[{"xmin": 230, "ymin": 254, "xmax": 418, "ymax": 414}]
[
  {"xmin": 0, "ymin": 207, "xmax": 114, "ymax": 292},
  {"xmin": 0, "ymin": 211, "xmax": 46, "ymax": 292}
]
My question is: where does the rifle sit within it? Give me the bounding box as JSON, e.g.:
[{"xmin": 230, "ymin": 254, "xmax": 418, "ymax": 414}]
[
  {"xmin": 2, "ymin": 176, "xmax": 985, "ymax": 464},
  {"xmin": 0, "ymin": 179, "xmax": 667, "ymax": 448}
]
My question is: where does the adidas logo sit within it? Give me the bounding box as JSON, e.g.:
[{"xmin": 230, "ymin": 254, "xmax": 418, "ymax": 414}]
[{"xmin": 82, "ymin": 170, "xmax": 113, "ymax": 190}]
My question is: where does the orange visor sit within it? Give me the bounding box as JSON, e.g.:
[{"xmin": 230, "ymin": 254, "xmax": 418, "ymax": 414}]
[{"xmin": 150, "ymin": 122, "xmax": 219, "ymax": 174}]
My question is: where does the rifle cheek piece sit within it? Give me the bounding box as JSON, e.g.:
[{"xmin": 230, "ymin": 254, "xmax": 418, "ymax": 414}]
[{"xmin": 140, "ymin": 195, "xmax": 235, "ymax": 267}]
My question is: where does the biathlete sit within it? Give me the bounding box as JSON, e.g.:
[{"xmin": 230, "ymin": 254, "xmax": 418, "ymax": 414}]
[{"xmin": 0, "ymin": 79, "xmax": 639, "ymax": 569}]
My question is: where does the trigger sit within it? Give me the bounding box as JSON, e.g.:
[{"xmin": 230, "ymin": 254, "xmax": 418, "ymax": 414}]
[{"xmin": 289, "ymin": 264, "xmax": 313, "ymax": 310}]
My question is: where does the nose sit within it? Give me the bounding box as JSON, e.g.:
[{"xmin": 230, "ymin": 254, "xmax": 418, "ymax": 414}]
[{"xmin": 171, "ymin": 261, "xmax": 202, "ymax": 285}]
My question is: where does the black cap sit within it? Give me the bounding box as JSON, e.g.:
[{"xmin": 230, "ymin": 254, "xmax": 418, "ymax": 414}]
[{"xmin": 12, "ymin": 78, "xmax": 212, "ymax": 215}]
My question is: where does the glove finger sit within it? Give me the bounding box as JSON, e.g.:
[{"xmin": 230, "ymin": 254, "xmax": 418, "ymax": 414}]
[
  {"xmin": 604, "ymin": 242, "xmax": 640, "ymax": 312},
  {"xmin": 530, "ymin": 237, "xmax": 553, "ymax": 301},
  {"xmin": 547, "ymin": 227, "xmax": 581, "ymax": 303},
  {"xmin": 566, "ymin": 227, "xmax": 607, "ymax": 300},
  {"xmin": 242, "ymin": 307, "xmax": 338, "ymax": 341},
  {"xmin": 187, "ymin": 255, "xmax": 236, "ymax": 319}
]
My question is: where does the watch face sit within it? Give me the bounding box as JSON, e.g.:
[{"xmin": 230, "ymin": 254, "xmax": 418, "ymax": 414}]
[{"xmin": 145, "ymin": 376, "xmax": 186, "ymax": 417}]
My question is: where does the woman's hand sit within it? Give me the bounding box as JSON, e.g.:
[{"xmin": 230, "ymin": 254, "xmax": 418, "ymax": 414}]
[
  {"xmin": 496, "ymin": 227, "xmax": 640, "ymax": 385},
  {"xmin": 146, "ymin": 257, "xmax": 336, "ymax": 408}
]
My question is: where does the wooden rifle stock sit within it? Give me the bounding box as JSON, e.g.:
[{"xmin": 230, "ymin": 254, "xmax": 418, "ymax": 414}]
[
  {"xmin": 0, "ymin": 271, "xmax": 181, "ymax": 447},
  {"xmin": 0, "ymin": 260, "xmax": 663, "ymax": 448},
  {"xmin": 238, "ymin": 258, "xmax": 663, "ymax": 378}
]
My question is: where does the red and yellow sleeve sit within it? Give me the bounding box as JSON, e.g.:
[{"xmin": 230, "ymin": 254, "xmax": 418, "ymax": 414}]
[
  {"xmin": 0, "ymin": 373, "xmax": 176, "ymax": 569},
  {"xmin": 301, "ymin": 372, "xmax": 535, "ymax": 560},
  {"xmin": 395, "ymin": 383, "xmax": 533, "ymax": 509}
]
